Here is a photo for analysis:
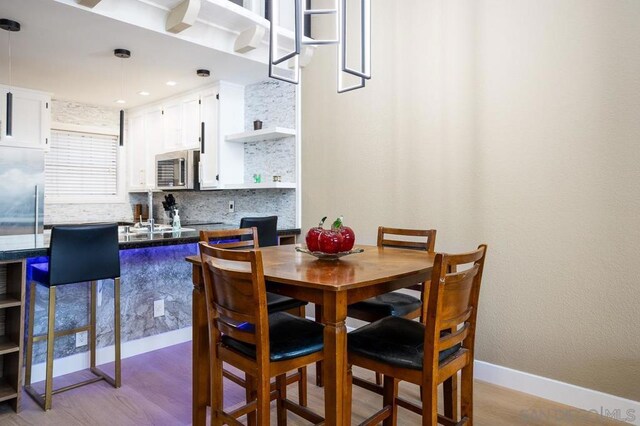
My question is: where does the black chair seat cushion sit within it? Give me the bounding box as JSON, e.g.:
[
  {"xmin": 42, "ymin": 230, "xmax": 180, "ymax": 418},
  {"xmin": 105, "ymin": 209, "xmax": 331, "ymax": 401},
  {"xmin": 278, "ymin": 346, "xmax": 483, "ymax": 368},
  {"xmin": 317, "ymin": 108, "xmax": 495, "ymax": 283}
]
[
  {"xmin": 348, "ymin": 316, "xmax": 461, "ymax": 370},
  {"xmin": 30, "ymin": 263, "xmax": 50, "ymax": 286},
  {"xmin": 221, "ymin": 312, "xmax": 324, "ymax": 362},
  {"xmin": 267, "ymin": 292, "xmax": 308, "ymax": 313},
  {"xmin": 348, "ymin": 292, "xmax": 422, "ymax": 319}
]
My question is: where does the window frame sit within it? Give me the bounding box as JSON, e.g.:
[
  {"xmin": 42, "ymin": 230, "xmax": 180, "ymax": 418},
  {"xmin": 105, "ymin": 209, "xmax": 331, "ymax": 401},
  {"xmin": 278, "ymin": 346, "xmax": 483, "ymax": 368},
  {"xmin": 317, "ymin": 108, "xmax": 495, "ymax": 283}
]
[{"xmin": 45, "ymin": 122, "xmax": 125, "ymax": 205}]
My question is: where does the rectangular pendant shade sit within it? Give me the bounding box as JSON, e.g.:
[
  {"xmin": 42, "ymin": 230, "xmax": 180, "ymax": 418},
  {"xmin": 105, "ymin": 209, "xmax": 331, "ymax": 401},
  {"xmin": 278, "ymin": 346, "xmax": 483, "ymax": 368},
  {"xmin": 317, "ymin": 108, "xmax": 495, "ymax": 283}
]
[
  {"xmin": 119, "ymin": 109, "xmax": 124, "ymax": 146},
  {"xmin": 6, "ymin": 92, "xmax": 12, "ymax": 137}
]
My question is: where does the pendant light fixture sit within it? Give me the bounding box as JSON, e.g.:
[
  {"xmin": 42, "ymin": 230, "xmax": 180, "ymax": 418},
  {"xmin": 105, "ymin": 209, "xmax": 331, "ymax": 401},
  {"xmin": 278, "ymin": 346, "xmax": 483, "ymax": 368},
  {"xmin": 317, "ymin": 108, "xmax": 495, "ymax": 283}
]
[
  {"xmin": 114, "ymin": 48, "xmax": 131, "ymax": 146},
  {"xmin": 268, "ymin": 0, "xmax": 371, "ymax": 93},
  {"xmin": 0, "ymin": 19, "xmax": 21, "ymax": 136}
]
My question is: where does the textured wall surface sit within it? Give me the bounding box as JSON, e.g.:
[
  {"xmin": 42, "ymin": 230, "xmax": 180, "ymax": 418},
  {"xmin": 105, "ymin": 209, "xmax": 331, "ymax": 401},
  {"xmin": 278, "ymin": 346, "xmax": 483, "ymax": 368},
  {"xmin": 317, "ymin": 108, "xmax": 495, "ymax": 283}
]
[
  {"xmin": 302, "ymin": 0, "xmax": 640, "ymax": 401},
  {"xmin": 152, "ymin": 189, "xmax": 296, "ymax": 229}
]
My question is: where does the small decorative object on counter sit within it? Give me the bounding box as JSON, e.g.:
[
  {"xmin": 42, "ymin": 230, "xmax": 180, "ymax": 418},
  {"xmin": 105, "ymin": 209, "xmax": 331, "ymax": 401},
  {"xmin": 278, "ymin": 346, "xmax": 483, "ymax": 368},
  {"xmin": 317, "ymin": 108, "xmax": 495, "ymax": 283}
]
[
  {"xmin": 253, "ymin": 174, "xmax": 262, "ymax": 183},
  {"xmin": 162, "ymin": 194, "xmax": 178, "ymax": 225},
  {"xmin": 303, "ymin": 216, "xmax": 357, "ymax": 257},
  {"xmin": 172, "ymin": 208, "xmax": 181, "ymax": 231},
  {"xmin": 253, "ymin": 120, "xmax": 263, "ymax": 130},
  {"xmin": 272, "ymin": 175, "xmax": 281, "ymax": 182}
]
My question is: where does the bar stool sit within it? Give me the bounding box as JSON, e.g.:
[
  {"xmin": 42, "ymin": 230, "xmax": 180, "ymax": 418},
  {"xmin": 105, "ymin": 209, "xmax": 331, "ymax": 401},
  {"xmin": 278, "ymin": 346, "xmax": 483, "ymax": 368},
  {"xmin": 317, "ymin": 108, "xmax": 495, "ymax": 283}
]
[
  {"xmin": 25, "ymin": 223, "xmax": 122, "ymax": 411},
  {"xmin": 240, "ymin": 216, "xmax": 279, "ymax": 247}
]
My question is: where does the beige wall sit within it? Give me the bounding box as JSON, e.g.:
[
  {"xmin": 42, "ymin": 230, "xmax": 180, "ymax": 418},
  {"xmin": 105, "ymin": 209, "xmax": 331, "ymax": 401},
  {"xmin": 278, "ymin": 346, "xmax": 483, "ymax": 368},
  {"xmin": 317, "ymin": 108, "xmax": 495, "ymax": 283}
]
[{"xmin": 301, "ymin": 0, "xmax": 640, "ymax": 401}]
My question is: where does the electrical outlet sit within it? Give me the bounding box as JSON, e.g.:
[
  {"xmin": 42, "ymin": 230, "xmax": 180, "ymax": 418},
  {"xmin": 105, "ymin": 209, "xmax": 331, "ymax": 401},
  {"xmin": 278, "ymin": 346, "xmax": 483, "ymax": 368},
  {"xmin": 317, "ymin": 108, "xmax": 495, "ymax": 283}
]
[
  {"xmin": 75, "ymin": 331, "xmax": 88, "ymax": 348},
  {"xmin": 154, "ymin": 299, "xmax": 165, "ymax": 318},
  {"xmin": 228, "ymin": 200, "xmax": 235, "ymax": 213}
]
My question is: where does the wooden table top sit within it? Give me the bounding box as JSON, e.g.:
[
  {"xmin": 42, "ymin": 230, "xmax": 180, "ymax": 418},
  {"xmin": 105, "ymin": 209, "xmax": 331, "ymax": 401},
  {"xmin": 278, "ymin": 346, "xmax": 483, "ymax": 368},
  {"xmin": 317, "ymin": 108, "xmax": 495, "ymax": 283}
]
[{"xmin": 187, "ymin": 244, "xmax": 435, "ymax": 292}]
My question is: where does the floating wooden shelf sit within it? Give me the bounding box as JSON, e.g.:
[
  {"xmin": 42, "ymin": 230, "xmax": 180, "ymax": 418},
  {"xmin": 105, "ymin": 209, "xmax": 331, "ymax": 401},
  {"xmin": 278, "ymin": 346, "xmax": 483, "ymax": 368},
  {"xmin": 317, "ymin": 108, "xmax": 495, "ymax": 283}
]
[
  {"xmin": 0, "ymin": 295, "xmax": 22, "ymax": 309},
  {"xmin": 0, "ymin": 337, "xmax": 19, "ymax": 356},
  {"xmin": 222, "ymin": 182, "xmax": 297, "ymax": 190},
  {"xmin": 225, "ymin": 127, "xmax": 296, "ymax": 143},
  {"xmin": 0, "ymin": 378, "xmax": 17, "ymax": 403}
]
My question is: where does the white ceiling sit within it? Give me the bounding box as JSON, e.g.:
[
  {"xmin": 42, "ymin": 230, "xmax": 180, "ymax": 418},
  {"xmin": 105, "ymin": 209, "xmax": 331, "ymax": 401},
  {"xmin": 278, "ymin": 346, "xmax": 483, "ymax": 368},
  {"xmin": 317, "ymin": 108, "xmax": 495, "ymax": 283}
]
[{"xmin": 0, "ymin": 0, "xmax": 270, "ymax": 108}]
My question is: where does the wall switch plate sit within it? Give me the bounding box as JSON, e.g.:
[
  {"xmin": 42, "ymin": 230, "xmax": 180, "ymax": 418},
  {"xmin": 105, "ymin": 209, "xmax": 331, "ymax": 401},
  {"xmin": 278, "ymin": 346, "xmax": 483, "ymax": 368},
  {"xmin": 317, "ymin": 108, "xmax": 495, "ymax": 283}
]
[
  {"xmin": 228, "ymin": 200, "xmax": 235, "ymax": 213},
  {"xmin": 154, "ymin": 299, "xmax": 165, "ymax": 318},
  {"xmin": 75, "ymin": 331, "xmax": 88, "ymax": 348}
]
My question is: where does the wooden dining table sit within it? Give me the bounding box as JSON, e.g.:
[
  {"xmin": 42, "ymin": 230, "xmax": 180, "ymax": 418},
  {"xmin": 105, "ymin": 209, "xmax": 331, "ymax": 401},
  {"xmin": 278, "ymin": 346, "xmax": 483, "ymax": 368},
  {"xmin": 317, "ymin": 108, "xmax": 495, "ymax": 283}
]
[{"xmin": 186, "ymin": 243, "xmax": 435, "ymax": 426}]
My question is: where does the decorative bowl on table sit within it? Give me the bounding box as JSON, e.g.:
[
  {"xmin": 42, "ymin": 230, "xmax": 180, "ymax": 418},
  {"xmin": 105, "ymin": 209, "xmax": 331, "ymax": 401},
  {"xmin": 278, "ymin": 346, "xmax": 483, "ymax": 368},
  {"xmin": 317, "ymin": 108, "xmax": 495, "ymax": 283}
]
[{"xmin": 295, "ymin": 246, "xmax": 364, "ymax": 260}]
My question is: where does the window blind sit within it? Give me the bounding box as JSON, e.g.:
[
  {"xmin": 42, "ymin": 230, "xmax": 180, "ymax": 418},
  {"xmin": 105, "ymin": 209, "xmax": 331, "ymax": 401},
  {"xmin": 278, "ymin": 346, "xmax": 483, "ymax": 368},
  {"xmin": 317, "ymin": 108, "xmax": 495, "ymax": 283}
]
[{"xmin": 45, "ymin": 130, "xmax": 119, "ymax": 197}]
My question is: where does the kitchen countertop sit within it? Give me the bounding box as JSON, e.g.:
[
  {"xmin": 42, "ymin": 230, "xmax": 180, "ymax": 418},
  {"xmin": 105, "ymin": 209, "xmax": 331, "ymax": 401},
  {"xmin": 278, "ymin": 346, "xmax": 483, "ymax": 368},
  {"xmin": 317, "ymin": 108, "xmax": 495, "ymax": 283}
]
[{"xmin": 0, "ymin": 223, "xmax": 301, "ymax": 261}]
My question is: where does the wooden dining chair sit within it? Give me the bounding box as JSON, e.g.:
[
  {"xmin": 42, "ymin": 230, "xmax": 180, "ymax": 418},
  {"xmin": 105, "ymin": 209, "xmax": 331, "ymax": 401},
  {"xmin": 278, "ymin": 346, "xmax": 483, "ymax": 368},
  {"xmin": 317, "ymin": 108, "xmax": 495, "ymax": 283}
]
[
  {"xmin": 345, "ymin": 245, "xmax": 488, "ymax": 426},
  {"xmin": 199, "ymin": 242, "xmax": 325, "ymax": 426},
  {"xmin": 348, "ymin": 227, "xmax": 437, "ymax": 323},
  {"xmin": 343, "ymin": 226, "xmax": 436, "ymax": 389},
  {"xmin": 200, "ymin": 229, "xmax": 310, "ymax": 406}
]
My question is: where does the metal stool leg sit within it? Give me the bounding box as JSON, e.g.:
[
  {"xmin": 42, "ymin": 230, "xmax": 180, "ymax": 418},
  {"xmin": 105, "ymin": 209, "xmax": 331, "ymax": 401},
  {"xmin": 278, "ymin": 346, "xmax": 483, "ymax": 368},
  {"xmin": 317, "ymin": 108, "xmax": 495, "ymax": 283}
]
[
  {"xmin": 90, "ymin": 281, "xmax": 97, "ymax": 369},
  {"xmin": 44, "ymin": 286, "xmax": 57, "ymax": 410},
  {"xmin": 114, "ymin": 277, "xmax": 122, "ymax": 387},
  {"xmin": 24, "ymin": 282, "xmax": 36, "ymax": 387}
]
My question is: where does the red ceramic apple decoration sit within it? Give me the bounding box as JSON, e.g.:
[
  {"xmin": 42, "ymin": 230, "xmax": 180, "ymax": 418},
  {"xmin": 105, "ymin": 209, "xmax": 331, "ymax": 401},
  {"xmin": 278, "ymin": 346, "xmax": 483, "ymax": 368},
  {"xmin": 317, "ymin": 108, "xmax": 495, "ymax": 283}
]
[
  {"xmin": 305, "ymin": 216, "xmax": 327, "ymax": 252},
  {"xmin": 335, "ymin": 218, "xmax": 355, "ymax": 252},
  {"xmin": 318, "ymin": 228, "xmax": 344, "ymax": 254},
  {"xmin": 305, "ymin": 216, "xmax": 356, "ymax": 255}
]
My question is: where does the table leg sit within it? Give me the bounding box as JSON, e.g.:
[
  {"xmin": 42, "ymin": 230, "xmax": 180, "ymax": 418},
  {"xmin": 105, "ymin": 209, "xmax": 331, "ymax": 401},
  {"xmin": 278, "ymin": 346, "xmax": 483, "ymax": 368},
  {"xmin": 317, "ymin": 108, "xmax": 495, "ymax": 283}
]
[
  {"xmin": 315, "ymin": 304, "xmax": 324, "ymax": 387},
  {"xmin": 192, "ymin": 266, "xmax": 209, "ymax": 426},
  {"xmin": 323, "ymin": 291, "xmax": 348, "ymax": 426}
]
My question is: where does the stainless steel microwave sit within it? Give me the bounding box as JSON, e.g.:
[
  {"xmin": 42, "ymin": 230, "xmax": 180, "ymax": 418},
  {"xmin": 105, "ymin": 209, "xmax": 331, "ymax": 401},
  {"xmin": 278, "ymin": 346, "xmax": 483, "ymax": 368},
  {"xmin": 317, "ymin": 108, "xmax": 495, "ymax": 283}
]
[{"xmin": 155, "ymin": 149, "xmax": 200, "ymax": 190}]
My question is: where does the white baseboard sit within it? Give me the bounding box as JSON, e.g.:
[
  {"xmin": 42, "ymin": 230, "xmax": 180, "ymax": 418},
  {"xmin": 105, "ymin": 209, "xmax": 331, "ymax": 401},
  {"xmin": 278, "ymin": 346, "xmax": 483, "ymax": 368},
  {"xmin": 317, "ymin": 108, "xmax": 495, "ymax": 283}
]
[
  {"xmin": 28, "ymin": 324, "xmax": 640, "ymax": 426},
  {"xmin": 475, "ymin": 360, "xmax": 640, "ymax": 425},
  {"xmin": 28, "ymin": 327, "xmax": 192, "ymax": 384}
]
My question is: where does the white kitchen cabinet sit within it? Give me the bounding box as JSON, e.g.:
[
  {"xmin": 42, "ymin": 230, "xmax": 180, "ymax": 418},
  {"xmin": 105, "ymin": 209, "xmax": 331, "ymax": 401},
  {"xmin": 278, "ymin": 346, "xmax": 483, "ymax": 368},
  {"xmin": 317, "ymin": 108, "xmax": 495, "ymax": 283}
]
[
  {"xmin": 126, "ymin": 106, "xmax": 162, "ymax": 191},
  {"xmin": 126, "ymin": 112, "xmax": 146, "ymax": 191},
  {"xmin": 199, "ymin": 88, "xmax": 220, "ymax": 189},
  {"xmin": 162, "ymin": 100, "xmax": 182, "ymax": 151},
  {"xmin": 160, "ymin": 94, "xmax": 201, "ymax": 152},
  {"xmin": 126, "ymin": 81, "xmax": 244, "ymax": 191},
  {"xmin": 143, "ymin": 107, "xmax": 163, "ymax": 189},
  {"xmin": 181, "ymin": 94, "xmax": 201, "ymax": 150},
  {"xmin": 0, "ymin": 85, "xmax": 51, "ymax": 149}
]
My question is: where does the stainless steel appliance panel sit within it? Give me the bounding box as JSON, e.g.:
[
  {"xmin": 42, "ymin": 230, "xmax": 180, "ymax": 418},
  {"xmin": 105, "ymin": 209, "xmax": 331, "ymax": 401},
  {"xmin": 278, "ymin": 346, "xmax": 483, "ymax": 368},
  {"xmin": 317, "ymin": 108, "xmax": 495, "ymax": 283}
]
[{"xmin": 0, "ymin": 146, "xmax": 45, "ymax": 236}]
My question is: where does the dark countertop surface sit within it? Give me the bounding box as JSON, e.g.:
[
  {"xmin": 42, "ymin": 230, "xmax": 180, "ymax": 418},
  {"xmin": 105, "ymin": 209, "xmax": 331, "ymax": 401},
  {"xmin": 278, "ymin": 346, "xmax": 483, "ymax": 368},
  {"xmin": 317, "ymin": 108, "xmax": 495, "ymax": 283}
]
[{"xmin": 0, "ymin": 223, "xmax": 301, "ymax": 261}]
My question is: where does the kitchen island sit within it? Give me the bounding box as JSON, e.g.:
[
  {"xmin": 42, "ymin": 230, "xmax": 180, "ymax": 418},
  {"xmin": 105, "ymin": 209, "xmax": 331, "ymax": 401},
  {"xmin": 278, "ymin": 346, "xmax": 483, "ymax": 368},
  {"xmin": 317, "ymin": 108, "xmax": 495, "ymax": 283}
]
[{"xmin": 0, "ymin": 223, "xmax": 299, "ymax": 412}]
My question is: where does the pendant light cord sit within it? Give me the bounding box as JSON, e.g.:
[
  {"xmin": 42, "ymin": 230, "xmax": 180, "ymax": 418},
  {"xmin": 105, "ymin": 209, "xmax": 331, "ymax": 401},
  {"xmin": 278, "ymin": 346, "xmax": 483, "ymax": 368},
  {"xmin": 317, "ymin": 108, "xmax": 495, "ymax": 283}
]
[{"xmin": 7, "ymin": 30, "xmax": 11, "ymax": 86}]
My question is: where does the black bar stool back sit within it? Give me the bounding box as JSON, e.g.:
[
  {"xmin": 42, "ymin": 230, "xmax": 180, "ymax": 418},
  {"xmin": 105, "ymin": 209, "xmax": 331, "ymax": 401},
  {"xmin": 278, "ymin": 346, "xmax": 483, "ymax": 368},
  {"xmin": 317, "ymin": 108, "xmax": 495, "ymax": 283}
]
[{"xmin": 240, "ymin": 216, "xmax": 278, "ymax": 247}]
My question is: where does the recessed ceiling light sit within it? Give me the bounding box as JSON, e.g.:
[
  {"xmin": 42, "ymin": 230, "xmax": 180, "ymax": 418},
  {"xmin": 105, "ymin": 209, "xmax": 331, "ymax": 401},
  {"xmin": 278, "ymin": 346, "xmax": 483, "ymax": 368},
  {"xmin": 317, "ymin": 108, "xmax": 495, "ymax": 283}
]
[
  {"xmin": 138, "ymin": 91, "xmax": 150, "ymax": 96},
  {"xmin": 115, "ymin": 99, "xmax": 126, "ymax": 104},
  {"xmin": 166, "ymin": 81, "xmax": 177, "ymax": 86}
]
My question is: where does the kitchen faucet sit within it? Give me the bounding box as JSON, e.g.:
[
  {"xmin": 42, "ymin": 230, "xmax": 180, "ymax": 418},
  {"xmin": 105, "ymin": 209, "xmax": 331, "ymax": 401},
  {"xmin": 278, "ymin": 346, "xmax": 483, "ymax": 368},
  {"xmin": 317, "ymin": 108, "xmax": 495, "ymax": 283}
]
[{"xmin": 148, "ymin": 189, "xmax": 155, "ymax": 231}]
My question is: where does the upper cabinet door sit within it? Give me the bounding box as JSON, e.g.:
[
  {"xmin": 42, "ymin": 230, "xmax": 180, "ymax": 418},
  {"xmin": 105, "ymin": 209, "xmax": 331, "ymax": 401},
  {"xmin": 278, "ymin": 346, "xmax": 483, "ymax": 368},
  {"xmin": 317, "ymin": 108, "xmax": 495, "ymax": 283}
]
[
  {"xmin": 144, "ymin": 107, "xmax": 164, "ymax": 189},
  {"xmin": 199, "ymin": 89, "xmax": 219, "ymax": 189},
  {"xmin": 0, "ymin": 86, "xmax": 50, "ymax": 149},
  {"xmin": 162, "ymin": 100, "xmax": 182, "ymax": 151},
  {"xmin": 126, "ymin": 113, "xmax": 147, "ymax": 191},
  {"xmin": 181, "ymin": 95, "xmax": 201, "ymax": 150}
]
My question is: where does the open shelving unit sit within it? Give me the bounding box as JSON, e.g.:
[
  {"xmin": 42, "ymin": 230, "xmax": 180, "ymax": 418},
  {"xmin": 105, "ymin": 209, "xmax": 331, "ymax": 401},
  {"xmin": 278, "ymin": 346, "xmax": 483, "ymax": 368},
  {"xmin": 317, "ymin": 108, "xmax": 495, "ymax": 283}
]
[
  {"xmin": 222, "ymin": 182, "xmax": 297, "ymax": 190},
  {"xmin": 0, "ymin": 260, "xmax": 25, "ymax": 412},
  {"xmin": 225, "ymin": 127, "xmax": 296, "ymax": 143}
]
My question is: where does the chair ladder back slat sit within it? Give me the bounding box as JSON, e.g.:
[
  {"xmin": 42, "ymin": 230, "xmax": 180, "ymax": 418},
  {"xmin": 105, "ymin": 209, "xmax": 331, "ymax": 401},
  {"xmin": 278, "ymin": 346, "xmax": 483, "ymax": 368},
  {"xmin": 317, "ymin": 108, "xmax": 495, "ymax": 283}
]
[
  {"xmin": 216, "ymin": 319, "xmax": 258, "ymax": 345},
  {"xmin": 377, "ymin": 226, "xmax": 437, "ymax": 252},
  {"xmin": 439, "ymin": 322, "xmax": 470, "ymax": 351},
  {"xmin": 200, "ymin": 228, "xmax": 260, "ymax": 249}
]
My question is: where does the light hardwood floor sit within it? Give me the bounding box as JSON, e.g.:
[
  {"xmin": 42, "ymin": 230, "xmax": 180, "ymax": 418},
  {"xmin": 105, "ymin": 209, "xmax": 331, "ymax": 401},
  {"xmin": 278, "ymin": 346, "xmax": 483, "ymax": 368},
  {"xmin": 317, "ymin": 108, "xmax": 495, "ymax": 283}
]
[{"xmin": 0, "ymin": 342, "xmax": 623, "ymax": 425}]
